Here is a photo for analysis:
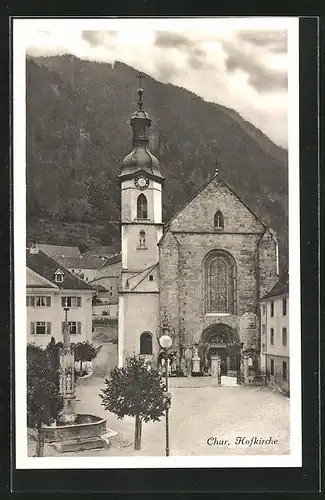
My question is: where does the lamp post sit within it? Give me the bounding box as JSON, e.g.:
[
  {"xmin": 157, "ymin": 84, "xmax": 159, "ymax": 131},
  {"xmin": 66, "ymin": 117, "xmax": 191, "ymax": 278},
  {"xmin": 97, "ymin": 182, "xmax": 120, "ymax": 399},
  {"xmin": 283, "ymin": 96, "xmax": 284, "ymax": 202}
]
[{"xmin": 159, "ymin": 332, "xmax": 173, "ymax": 456}]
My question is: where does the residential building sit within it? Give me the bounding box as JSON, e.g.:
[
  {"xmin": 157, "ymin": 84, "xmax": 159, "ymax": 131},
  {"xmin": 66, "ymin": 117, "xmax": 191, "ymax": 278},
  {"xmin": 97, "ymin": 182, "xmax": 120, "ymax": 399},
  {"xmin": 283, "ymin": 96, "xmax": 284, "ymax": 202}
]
[
  {"xmin": 260, "ymin": 275, "xmax": 289, "ymax": 394},
  {"xmin": 26, "ymin": 244, "xmax": 95, "ymax": 347},
  {"xmin": 91, "ymin": 253, "xmax": 121, "ymax": 305}
]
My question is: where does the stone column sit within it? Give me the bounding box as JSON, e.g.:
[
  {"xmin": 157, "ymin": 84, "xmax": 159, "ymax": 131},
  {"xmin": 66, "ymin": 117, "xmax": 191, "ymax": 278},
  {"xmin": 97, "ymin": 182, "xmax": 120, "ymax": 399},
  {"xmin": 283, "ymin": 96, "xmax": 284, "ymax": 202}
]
[{"xmin": 59, "ymin": 307, "xmax": 76, "ymax": 424}]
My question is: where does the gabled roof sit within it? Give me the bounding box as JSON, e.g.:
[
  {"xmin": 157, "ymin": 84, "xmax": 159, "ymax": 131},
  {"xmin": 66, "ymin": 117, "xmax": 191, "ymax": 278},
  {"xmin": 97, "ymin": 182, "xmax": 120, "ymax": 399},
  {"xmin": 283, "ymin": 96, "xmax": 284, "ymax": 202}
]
[
  {"xmin": 38, "ymin": 244, "xmax": 81, "ymax": 259},
  {"xmin": 26, "ymin": 250, "xmax": 94, "ymax": 291},
  {"xmin": 84, "ymin": 244, "xmax": 121, "ymax": 259},
  {"xmin": 262, "ymin": 275, "xmax": 289, "ymax": 300},
  {"xmin": 160, "ymin": 174, "xmax": 266, "ymax": 243},
  {"xmin": 100, "ymin": 253, "xmax": 122, "ymax": 269},
  {"xmin": 58, "ymin": 256, "xmax": 104, "ymax": 270}
]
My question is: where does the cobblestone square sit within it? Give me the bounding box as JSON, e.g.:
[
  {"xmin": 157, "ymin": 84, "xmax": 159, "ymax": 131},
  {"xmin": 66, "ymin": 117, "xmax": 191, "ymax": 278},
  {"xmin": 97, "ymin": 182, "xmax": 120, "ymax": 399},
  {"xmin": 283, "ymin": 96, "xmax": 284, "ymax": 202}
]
[{"xmin": 28, "ymin": 377, "xmax": 290, "ymax": 457}]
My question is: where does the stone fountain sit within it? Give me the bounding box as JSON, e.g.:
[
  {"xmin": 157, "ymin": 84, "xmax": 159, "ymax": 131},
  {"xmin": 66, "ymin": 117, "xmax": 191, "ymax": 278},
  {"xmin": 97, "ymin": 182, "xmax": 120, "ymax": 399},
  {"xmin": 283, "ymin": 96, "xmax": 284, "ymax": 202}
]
[{"xmin": 39, "ymin": 308, "xmax": 116, "ymax": 453}]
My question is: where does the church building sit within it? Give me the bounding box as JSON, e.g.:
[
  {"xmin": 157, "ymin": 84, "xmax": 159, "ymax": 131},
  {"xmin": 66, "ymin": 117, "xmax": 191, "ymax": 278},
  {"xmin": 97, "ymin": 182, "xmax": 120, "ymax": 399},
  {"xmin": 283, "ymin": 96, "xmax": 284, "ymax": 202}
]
[{"xmin": 118, "ymin": 82, "xmax": 279, "ymax": 380}]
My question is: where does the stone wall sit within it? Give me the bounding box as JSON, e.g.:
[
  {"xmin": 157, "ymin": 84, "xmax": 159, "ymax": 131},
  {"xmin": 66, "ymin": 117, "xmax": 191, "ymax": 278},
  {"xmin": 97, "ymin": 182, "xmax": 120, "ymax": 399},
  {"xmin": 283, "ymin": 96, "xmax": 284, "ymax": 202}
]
[
  {"xmin": 257, "ymin": 228, "xmax": 279, "ymax": 298},
  {"xmin": 159, "ymin": 177, "xmax": 278, "ymax": 351},
  {"xmin": 160, "ymin": 231, "xmax": 263, "ymax": 346}
]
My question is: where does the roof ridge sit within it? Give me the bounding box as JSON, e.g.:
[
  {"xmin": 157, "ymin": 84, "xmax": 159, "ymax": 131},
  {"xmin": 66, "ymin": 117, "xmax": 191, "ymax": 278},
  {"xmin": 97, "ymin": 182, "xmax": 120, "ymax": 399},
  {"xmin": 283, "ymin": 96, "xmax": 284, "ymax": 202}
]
[{"xmin": 164, "ymin": 175, "xmax": 266, "ymax": 232}]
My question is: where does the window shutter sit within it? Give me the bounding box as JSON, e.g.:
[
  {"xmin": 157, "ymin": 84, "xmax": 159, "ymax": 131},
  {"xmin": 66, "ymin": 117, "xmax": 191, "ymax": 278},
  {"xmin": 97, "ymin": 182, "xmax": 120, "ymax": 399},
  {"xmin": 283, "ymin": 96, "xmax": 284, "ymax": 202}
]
[
  {"xmin": 47, "ymin": 322, "xmax": 51, "ymax": 335},
  {"xmin": 31, "ymin": 296, "xmax": 35, "ymax": 307},
  {"xmin": 77, "ymin": 297, "xmax": 82, "ymax": 307},
  {"xmin": 77, "ymin": 322, "xmax": 81, "ymax": 335},
  {"xmin": 46, "ymin": 296, "xmax": 51, "ymax": 307},
  {"xmin": 61, "ymin": 297, "xmax": 65, "ymax": 307},
  {"xmin": 30, "ymin": 322, "xmax": 35, "ymax": 335}
]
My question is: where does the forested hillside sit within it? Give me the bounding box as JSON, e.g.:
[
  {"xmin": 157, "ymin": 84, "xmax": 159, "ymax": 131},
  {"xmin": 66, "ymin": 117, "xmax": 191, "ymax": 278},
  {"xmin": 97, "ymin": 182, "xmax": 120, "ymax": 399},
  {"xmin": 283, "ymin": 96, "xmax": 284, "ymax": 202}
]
[{"xmin": 26, "ymin": 55, "xmax": 288, "ymax": 269}]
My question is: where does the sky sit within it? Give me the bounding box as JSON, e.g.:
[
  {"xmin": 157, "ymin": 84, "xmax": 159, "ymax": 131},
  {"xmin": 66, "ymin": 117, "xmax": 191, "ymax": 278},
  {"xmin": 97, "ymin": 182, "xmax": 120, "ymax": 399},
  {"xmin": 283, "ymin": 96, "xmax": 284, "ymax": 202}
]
[{"xmin": 19, "ymin": 18, "xmax": 295, "ymax": 148}]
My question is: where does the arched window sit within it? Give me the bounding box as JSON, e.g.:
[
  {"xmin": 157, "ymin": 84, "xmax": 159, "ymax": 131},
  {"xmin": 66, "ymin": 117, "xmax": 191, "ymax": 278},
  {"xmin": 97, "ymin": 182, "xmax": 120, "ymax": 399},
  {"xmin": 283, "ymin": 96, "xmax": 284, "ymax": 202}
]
[
  {"xmin": 137, "ymin": 194, "xmax": 148, "ymax": 219},
  {"xmin": 204, "ymin": 250, "xmax": 236, "ymax": 314},
  {"xmin": 214, "ymin": 210, "xmax": 224, "ymax": 230},
  {"xmin": 140, "ymin": 331, "xmax": 152, "ymax": 355},
  {"xmin": 139, "ymin": 230, "xmax": 146, "ymax": 249}
]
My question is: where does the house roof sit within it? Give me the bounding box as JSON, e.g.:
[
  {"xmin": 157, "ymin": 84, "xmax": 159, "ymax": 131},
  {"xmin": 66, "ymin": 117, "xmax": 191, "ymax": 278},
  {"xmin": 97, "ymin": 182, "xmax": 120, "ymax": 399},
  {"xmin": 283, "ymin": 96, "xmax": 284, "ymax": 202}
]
[
  {"xmin": 262, "ymin": 275, "xmax": 289, "ymax": 300},
  {"xmin": 37, "ymin": 244, "xmax": 81, "ymax": 259},
  {"xmin": 26, "ymin": 250, "xmax": 94, "ymax": 290},
  {"xmin": 84, "ymin": 243, "xmax": 121, "ymax": 259},
  {"xmin": 100, "ymin": 253, "xmax": 122, "ymax": 269},
  {"xmin": 58, "ymin": 256, "xmax": 104, "ymax": 270},
  {"xmin": 89, "ymin": 282, "xmax": 108, "ymax": 291}
]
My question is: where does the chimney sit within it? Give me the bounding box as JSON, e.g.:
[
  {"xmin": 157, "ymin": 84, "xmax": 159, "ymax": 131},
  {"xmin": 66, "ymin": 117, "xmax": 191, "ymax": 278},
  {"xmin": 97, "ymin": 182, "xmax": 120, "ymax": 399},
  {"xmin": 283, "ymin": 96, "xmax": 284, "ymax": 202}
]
[{"xmin": 29, "ymin": 241, "xmax": 39, "ymax": 254}]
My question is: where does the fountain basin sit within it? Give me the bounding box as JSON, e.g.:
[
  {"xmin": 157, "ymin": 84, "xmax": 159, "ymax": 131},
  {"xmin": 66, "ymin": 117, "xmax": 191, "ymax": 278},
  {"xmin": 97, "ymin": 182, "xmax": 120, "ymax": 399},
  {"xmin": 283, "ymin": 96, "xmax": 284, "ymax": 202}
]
[{"xmin": 29, "ymin": 414, "xmax": 110, "ymax": 453}]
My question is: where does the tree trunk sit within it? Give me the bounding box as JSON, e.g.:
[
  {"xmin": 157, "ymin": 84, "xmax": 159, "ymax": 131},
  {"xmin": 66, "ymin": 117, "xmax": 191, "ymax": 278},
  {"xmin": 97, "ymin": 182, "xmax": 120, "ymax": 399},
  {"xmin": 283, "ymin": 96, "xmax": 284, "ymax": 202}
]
[
  {"xmin": 134, "ymin": 415, "xmax": 142, "ymax": 450},
  {"xmin": 80, "ymin": 359, "xmax": 83, "ymax": 375},
  {"xmin": 36, "ymin": 425, "xmax": 44, "ymax": 457}
]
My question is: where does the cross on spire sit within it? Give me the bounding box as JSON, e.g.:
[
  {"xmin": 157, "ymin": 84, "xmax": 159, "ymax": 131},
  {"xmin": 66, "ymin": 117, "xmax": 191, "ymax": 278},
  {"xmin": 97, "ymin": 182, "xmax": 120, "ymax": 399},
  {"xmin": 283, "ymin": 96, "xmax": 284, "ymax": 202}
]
[
  {"xmin": 215, "ymin": 157, "xmax": 219, "ymax": 179},
  {"xmin": 136, "ymin": 71, "xmax": 145, "ymax": 88},
  {"xmin": 136, "ymin": 72, "xmax": 145, "ymax": 110}
]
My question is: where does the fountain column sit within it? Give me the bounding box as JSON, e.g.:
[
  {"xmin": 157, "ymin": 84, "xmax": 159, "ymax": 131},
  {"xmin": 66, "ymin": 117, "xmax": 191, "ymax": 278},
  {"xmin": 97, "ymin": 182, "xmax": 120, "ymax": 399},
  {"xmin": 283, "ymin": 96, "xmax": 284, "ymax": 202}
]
[{"xmin": 59, "ymin": 307, "xmax": 76, "ymax": 424}]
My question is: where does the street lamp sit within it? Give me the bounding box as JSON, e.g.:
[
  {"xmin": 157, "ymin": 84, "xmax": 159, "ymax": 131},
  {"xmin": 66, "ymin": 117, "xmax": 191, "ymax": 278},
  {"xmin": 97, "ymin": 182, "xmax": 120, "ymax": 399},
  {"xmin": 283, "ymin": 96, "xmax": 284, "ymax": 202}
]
[{"xmin": 159, "ymin": 332, "xmax": 173, "ymax": 456}]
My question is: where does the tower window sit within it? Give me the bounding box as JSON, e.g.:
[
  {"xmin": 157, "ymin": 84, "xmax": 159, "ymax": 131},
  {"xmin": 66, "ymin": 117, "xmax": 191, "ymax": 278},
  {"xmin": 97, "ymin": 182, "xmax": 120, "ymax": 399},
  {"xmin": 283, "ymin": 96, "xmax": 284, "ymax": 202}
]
[
  {"xmin": 149, "ymin": 274, "xmax": 154, "ymax": 281},
  {"xmin": 140, "ymin": 331, "xmax": 153, "ymax": 355},
  {"xmin": 138, "ymin": 230, "xmax": 147, "ymax": 249},
  {"xmin": 214, "ymin": 210, "xmax": 224, "ymax": 230},
  {"xmin": 137, "ymin": 193, "xmax": 148, "ymax": 219}
]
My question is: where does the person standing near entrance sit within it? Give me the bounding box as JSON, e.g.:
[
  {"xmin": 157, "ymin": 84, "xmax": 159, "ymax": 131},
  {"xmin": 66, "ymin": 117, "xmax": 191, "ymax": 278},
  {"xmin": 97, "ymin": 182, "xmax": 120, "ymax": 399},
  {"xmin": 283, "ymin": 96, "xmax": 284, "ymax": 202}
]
[{"xmin": 184, "ymin": 346, "xmax": 192, "ymax": 377}]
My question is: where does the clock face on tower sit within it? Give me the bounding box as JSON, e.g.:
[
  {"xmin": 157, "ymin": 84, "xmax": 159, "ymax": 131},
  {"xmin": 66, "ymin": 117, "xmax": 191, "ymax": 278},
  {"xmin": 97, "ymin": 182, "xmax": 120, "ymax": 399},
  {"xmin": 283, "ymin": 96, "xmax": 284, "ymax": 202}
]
[{"xmin": 134, "ymin": 175, "xmax": 149, "ymax": 190}]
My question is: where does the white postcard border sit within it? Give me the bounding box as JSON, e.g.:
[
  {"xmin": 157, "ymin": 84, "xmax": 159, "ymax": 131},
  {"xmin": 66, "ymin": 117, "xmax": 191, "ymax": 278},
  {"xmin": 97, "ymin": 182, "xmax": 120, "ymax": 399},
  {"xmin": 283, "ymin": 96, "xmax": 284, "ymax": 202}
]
[{"xmin": 13, "ymin": 16, "xmax": 301, "ymax": 469}]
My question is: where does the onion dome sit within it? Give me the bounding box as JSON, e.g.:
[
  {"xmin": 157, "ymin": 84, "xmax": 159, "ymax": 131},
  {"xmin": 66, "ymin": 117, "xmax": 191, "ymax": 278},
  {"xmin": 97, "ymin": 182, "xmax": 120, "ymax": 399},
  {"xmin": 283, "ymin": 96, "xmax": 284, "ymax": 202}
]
[{"xmin": 119, "ymin": 76, "xmax": 164, "ymax": 182}]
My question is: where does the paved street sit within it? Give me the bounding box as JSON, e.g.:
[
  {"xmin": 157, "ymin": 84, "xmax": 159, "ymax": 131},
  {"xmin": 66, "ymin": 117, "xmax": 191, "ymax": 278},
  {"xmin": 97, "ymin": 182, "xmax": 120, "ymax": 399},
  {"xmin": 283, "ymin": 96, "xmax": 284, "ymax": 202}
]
[{"xmin": 28, "ymin": 376, "xmax": 290, "ymax": 457}]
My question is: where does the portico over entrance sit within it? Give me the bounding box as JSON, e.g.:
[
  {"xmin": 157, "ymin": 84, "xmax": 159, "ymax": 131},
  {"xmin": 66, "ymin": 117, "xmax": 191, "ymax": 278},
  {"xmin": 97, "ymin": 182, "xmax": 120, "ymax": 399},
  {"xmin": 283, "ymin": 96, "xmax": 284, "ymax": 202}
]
[{"xmin": 199, "ymin": 323, "xmax": 241, "ymax": 376}]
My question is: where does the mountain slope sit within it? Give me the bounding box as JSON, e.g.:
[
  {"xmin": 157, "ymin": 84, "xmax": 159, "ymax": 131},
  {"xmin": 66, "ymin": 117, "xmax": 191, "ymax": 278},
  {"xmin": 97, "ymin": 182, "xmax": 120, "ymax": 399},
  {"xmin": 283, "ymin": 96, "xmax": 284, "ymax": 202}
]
[{"xmin": 26, "ymin": 54, "xmax": 288, "ymax": 269}]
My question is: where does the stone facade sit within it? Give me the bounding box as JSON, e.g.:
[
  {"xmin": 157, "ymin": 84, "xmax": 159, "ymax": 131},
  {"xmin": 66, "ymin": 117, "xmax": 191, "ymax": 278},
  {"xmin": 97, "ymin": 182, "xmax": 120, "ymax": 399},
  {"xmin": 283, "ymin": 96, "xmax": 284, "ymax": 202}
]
[{"xmin": 159, "ymin": 178, "xmax": 279, "ymax": 372}]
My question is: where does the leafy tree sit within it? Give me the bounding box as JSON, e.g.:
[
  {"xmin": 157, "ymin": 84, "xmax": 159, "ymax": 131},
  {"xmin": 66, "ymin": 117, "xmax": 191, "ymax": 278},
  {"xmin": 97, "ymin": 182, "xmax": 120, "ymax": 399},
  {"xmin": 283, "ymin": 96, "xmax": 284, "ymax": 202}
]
[
  {"xmin": 73, "ymin": 341, "xmax": 97, "ymax": 375},
  {"xmin": 45, "ymin": 337, "xmax": 63, "ymax": 388},
  {"xmin": 27, "ymin": 343, "xmax": 64, "ymax": 457},
  {"xmin": 100, "ymin": 355, "xmax": 171, "ymax": 450}
]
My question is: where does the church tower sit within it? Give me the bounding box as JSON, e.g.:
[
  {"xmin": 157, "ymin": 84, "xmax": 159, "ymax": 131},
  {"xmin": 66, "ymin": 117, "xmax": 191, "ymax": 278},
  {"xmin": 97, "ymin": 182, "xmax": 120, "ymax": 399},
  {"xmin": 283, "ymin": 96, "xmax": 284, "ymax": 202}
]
[{"xmin": 117, "ymin": 75, "xmax": 164, "ymax": 366}]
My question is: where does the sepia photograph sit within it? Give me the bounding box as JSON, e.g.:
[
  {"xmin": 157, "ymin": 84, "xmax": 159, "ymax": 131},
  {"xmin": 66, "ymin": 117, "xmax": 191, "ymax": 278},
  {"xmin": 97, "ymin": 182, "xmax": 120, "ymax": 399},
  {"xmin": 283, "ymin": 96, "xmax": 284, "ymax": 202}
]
[{"xmin": 13, "ymin": 16, "xmax": 301, "ymax": 469}]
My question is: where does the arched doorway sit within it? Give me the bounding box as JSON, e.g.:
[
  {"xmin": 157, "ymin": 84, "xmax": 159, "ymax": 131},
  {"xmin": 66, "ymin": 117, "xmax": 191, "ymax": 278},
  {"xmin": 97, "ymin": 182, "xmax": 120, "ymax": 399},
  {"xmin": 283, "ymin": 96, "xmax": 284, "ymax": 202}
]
[{"xmin": 199, "ymin": 324, "xmax": 241, "ymax": 376}]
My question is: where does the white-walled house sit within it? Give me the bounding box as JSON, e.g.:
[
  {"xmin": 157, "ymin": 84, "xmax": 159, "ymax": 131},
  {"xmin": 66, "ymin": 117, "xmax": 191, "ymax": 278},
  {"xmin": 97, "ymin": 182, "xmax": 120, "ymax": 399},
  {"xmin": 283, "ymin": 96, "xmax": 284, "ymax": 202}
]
[
  {"xmin": 260, "ymin": 275, "xmax": 289, "ymax": 395},
  {"xmin": 26, "ymin": 246, "xmax": 95, "ymax": 347}
]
